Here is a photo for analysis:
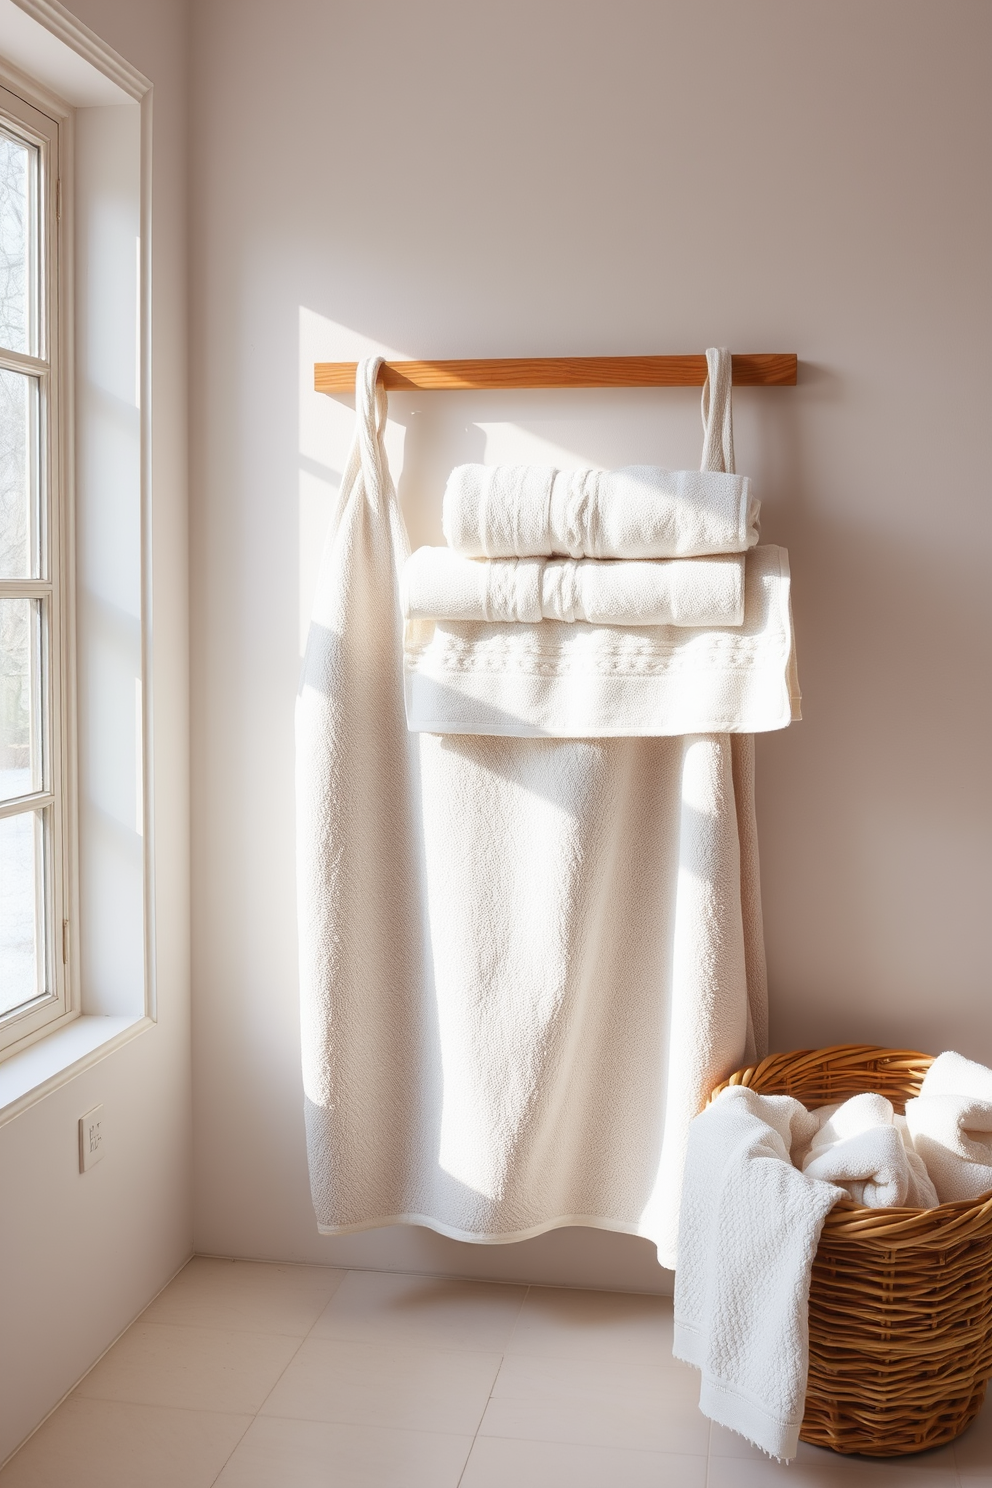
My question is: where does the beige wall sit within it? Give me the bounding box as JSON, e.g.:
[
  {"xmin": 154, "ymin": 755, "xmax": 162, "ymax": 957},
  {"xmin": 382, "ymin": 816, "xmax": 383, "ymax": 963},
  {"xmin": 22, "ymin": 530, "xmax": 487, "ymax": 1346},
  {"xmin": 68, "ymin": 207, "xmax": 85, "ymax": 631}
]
[
  {"xmin": 0, "ymin": 0, "xmax": 191, "ymax": 1461},
  {"xmin": 186, "ymin": 0, "xmax": 991, "ymax": 1288}
]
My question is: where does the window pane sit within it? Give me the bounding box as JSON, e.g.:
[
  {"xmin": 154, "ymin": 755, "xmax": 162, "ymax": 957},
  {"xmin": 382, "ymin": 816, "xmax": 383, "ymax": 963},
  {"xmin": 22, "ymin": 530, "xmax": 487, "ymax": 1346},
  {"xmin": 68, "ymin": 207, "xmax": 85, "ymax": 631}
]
[
  {"xmin": 0, "ymin": 807, "xmax": 45, "ymax": 1015},
  {"xmin": 0, "ymin": 596, "xmax": 43, "ymax": 800},
  {"xmin": 0, "ymin": 127, "xmax": 39, "ymax": 356},
  {"xmin": 0, "ymin": 368, "xmax": 40, "ymax": 579}
]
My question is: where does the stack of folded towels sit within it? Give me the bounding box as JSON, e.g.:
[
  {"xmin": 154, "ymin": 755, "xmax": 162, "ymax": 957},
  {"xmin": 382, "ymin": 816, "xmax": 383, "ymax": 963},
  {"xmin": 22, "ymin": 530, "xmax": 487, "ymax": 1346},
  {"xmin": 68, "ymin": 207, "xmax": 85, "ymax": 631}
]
[
  {"xmin": 401, "ymin": 462, "xmax": 801, "ymax": 736},
  {"xmin": 674, "ymin": 1050, "xmax": 992, "ymax": 1461},
  {"xmin": 404, "ymin": 463, "xmax": 758, "ymax": 627}
]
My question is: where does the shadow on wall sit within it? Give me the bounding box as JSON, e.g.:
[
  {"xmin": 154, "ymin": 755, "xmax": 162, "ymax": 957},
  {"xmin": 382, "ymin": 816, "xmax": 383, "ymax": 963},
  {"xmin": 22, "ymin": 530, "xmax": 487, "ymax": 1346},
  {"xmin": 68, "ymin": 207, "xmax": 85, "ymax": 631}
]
[{"xmin": 760, "ymin": 514, "xmax": 989, "ymax": 1059}]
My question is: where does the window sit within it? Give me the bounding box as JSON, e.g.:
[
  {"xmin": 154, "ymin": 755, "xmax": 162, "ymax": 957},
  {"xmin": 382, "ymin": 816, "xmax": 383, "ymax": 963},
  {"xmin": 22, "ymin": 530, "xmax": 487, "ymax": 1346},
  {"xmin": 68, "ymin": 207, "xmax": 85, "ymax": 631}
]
[{"xmin": 0, "ymin": 79, "xmax": 72, "ymax": 1054}]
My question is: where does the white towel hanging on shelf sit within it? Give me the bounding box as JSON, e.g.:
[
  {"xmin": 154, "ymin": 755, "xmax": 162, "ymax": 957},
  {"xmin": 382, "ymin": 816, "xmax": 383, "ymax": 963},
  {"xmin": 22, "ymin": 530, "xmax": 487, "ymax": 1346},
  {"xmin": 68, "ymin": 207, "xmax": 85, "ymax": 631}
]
[{"xmin": 297, "ymin": 350, "xmax": 769, "ymax": 1268}]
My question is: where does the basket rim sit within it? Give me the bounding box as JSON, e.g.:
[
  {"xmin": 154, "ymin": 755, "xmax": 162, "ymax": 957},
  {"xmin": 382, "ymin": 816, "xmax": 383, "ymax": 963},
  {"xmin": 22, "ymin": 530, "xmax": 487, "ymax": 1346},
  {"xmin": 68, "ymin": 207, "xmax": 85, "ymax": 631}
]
[{"xmin": 710, "ymin": 1043, "xmax": 992, "ymax": 1247}]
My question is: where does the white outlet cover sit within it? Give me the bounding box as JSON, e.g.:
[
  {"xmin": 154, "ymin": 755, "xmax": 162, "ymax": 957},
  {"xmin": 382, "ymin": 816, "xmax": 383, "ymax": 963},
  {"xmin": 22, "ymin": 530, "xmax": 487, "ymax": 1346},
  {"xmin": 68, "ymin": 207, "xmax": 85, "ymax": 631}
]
[{"xmin": 79, "ymin": 1104, "xmax": 104, "ymax": 1172}]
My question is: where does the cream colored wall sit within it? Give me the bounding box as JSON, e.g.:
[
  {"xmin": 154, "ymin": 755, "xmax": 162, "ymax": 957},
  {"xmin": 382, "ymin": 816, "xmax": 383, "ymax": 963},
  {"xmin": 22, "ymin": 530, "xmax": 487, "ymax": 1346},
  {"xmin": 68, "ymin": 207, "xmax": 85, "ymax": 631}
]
[
  {"xmin": 189, "ymin": 0, "xmax": 991, "ymax": 1288},
  {"xmin": 0, "ymin": 0, "xmax": 191, "ymax": 1462}
]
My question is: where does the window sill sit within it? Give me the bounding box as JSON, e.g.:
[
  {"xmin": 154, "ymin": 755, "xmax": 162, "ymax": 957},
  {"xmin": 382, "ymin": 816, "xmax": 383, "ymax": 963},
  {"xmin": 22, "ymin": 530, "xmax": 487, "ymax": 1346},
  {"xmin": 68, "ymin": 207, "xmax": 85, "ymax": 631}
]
[{"xmin": 0, "ymin": 1013, "xmax": 151, "ymax": 1126}]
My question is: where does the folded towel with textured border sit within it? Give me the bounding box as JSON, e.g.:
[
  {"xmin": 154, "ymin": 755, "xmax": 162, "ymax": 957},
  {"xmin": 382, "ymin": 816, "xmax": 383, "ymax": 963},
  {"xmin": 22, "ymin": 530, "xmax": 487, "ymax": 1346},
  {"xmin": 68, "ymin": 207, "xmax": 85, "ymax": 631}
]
[
  {"xmin": 404, "ymin": 544, "xmax": 800, "ymax": 737},
  {"xmin": 442, "ymin": 463, "xmax": 759, "ymax": 559},
  {"xmin": 905, "ymin": 1052, "xmax": 992, "ymax": 1202},
  {"xmin": 674, "ymin": 1086, "xmax": 842, "ymax": 1461},
  {"xmin": 401, "ymin": 547, "xmax": 746, "ymax": 628}
]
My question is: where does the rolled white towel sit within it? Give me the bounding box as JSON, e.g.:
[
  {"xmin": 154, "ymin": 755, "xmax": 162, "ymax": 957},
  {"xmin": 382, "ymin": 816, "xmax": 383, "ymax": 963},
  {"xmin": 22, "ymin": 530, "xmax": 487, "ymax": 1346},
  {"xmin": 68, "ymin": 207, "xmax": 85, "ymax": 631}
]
[
  {"xmin": 917, "ymin": 1050, "xmax": 992, "ymax": 1102},
  {"xmin": 442, "ymin": 464, "xmax": 759, "ymax": 560},
  {"xmin": 904, "ymin": 1051, "xmax": 992, "ymax": 1204},
  {"xmin": 803, "ymin": 1125, "xmax": 910, "ymax": 1208},
  {"xmin": 893, "ymin": 1115, "xmax": 941, "ymax": 1209},
  {"xmin": 904, "ymin": 1096, "xmax": 992, "ymax": 1203},
  {"xmin": 401, "ymin": 547, "xmax": 746, "ymax": 628},
  {"xmin": 800, "ymin": 1093, "xmax": 937, "ymax": 1208},
  {"xmin": 806, "ymin": 1092, "xmax": 895, "ymax": 1153}
]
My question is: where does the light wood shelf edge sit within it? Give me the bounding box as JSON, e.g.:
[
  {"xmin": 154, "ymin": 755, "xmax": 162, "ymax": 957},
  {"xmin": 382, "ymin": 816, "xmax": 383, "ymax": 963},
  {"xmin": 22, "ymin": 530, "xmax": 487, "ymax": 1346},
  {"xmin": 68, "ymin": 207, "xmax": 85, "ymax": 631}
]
[{"xmin": 314, "ymin": 353, "xmax": 798, "ymax": 393}]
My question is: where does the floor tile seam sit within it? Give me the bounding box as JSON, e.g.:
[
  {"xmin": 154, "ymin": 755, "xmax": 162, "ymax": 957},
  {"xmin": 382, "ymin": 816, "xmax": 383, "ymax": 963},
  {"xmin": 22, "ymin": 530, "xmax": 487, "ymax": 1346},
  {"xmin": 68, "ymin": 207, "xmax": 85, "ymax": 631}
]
[
  {"xmin": 69, "ymin": 1386, "xmax": 279, "ymax": 1416},
  {"xmin": 0, "ymin": 1251, "xmax": 195, "ymax": 1474},
  {"xmin": 464, "ymin": 1348, "xmax": 509, "ymax": 1468},
  {"xmin": 125, "ymin": 1315, "xmax": 319, "ymax": 1339},
  {"xmin": 293, "ymin": 1340, "xmax": 508, "ymax": 1370},
  {"xmin": 75, "ymin": 1320, "xmax": 312, "ymax": 1418},
  {"xmin": 251, "ymin": 1413, "xmax": 477, "ymax": 1444},
  {"xmin": 134, "ymin": 1316, "xmax": 324, "ymax": 1340},
  {"xmin": 474, "ymin": 1425, "xmax": 711, "ymax": 1456},
  {"xmin": 498, "ymin": 1282, "xmax": 531, "ymax": 1357},
  {"xmin": 256, "ymin": 1349, "xmax": 504, "ymax": 1435},
  {"xmin": 294, "ymin": 1281, "xmax": 350, "ymax": 1350},
  {"xmin": 457, "ymin": 1424, "xmax": 712, "ymax": 1460},
  {"xmin": 494, "ymin": 1345, "xmax": 696, "ymax": 1370},
  {"xmin": 306, "ymin": 1327, "xmax": 514, "ymax": 1356},
  {"xmin": 456, "ymin": 1304, "xmax": 526, "ymax": 1488},
  {"xmin": 496, "ymin": 1349, "xmax": 692, "ymax": 1376},
  {"xmin": 247, "ymin": 1323, "xmax": 316, "ymax": 1422},
  {"xmin": 199, "ymin": 1409, "xmax": 256, "ymax": 1488}
]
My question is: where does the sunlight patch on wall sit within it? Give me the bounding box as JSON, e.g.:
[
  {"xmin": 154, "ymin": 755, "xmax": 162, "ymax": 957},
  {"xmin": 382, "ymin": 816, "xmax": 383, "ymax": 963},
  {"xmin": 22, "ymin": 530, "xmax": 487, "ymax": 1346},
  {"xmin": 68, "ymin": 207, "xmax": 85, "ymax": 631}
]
[{"xmin": 297, "ymin": 307, "xmax": 707, "ymax": 656}]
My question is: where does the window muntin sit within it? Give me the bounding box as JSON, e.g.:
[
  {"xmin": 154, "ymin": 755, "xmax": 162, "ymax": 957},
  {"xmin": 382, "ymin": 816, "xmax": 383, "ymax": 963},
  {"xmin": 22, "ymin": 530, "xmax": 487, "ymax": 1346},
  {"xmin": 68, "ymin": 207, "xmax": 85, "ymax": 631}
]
[{"xmin": 0, "ymin": 80, "xmax": 69, "ymax": 1052}]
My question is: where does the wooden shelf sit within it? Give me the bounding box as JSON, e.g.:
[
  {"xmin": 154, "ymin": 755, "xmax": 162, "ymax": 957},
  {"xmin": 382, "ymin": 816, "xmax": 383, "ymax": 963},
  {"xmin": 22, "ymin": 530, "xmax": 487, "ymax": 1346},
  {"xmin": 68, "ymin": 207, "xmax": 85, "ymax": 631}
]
[{"xmin": 314, "ymin": 353, "xmax": 797, "ymax": 394}]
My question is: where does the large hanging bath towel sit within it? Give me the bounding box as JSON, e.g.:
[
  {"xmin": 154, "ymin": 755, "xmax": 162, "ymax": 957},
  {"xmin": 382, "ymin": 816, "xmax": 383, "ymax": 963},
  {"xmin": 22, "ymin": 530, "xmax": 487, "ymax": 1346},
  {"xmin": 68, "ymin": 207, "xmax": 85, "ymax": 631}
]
[{"xmin": 297, "ymin": 353, "xmax": 773, "ymax": 1267}]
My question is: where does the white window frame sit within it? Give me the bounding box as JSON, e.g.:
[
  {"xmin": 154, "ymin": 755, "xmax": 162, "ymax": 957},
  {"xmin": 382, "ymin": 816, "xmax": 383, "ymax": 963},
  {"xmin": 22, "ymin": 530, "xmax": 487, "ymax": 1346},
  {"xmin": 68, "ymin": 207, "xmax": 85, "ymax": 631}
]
[{"xmin": 0, "ymin": 69, "xmax": 77, "ymax": 1058}]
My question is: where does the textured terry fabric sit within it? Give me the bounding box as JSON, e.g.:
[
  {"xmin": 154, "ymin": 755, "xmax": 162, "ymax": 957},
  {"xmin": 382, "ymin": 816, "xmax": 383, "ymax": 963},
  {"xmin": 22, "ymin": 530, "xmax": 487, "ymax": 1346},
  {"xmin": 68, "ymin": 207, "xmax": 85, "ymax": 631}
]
[
  {"xmin": 442, "ymin": 463, "xmax": 759, "ymax": 559},
  {"xmin": 402, "ymin": 548, "xmax": 746, "ymax": 628},
  {"xmin": 297, "ymin": 355, "xmax": 770, "ymax": 1269},
  {"xmin": 673, "ymin": 1087, "xmax": 843, "ymax": 1461},
  {"xmin": 403, "ymin": 545, "xmax": 800, "ymax": 737},
  {"xmin": 905, "ymin": 1052, "xmax": 992, "ymax": 1203},
  {"xmin": 798, "ymin": 1094, "xmax": 937, "ymax": 1209}
]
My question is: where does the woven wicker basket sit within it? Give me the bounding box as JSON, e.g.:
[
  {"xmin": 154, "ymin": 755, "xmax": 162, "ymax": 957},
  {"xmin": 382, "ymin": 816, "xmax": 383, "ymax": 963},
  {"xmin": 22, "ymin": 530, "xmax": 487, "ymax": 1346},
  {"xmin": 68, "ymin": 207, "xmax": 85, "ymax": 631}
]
[{"xmin": 710, "ymin": 1044, "xmax": 992, "ymax": 1456}]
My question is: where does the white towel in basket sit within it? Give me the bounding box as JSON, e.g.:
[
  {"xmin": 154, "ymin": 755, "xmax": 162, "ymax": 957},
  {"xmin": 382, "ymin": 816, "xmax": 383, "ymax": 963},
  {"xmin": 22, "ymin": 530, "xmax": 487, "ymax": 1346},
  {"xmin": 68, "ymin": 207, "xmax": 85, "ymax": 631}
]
[
  {"xmin": 800, "ymin": 1093, "xmax": 938, "ymax": 1208},
  {"xmin": 905, "ymin": 1052, "xmax": 992, "ymax": 1202},
  {"xmin": 674, "ymin": 1085, "xmax": 843, "ymax": 1461}
]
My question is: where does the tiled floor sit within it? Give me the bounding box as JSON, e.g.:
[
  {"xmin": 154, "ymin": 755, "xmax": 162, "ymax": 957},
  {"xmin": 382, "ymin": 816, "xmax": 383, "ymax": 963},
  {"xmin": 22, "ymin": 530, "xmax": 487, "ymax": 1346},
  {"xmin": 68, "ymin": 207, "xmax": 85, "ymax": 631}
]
[{"xmin": 2, "ymin": 1257, "xmax": 990, "ymax": 1486}]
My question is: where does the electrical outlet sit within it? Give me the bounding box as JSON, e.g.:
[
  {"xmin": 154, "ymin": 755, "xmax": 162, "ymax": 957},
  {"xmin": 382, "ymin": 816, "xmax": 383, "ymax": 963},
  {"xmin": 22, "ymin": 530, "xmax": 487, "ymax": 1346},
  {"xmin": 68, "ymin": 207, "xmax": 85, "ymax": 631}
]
[{"xmin": 79, "ymin": 1105, "xmax": 104, "ymax": 1172}]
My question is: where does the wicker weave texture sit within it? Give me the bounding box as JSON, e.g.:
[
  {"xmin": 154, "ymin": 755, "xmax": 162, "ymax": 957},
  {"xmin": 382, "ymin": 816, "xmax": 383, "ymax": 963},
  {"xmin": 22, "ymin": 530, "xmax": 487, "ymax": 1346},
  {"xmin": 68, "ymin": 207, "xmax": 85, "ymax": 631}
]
[{"xmin": 711, "ymin": 1044, "xmax": 992, "ymax": 1456}]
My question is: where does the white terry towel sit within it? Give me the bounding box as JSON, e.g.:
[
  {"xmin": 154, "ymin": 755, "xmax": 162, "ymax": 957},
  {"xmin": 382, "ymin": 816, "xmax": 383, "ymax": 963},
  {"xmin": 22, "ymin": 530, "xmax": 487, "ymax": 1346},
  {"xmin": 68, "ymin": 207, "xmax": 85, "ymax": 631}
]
[
  {"xmin": 905, "ymin": 1052, "xmax": 992, "ymax": 1203},
  {"xmin": 401, "ymin": 546, "xmax": 746, "ymax": 628},
  {"xmin": 406, "ymin": 349, "xmax": 799, "ymax": 738},
  {"xmin": 442, "ymin": 463, "xmax": 760, "ymax": 559},
  {"xmin": 404, "ymin": 544, "xmax": 800, "ymax": 737},
  {"xmin": 297, "ymin": 355, "xmax": 769, "ymax": 1271},
  {"xmin": 800, "ymin": 1093, "xmax": 938, "ymax": 1208},
  {"xmin": 673, "ymin": 1086, "xmax": 843, "ymax": 1461}
]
